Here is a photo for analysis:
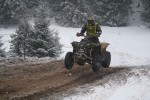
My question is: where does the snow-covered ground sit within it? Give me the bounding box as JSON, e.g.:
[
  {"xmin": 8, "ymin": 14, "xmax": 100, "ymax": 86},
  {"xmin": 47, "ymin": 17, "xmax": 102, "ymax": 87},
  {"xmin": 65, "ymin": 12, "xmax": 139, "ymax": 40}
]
[
  {"xmin": 1, "ymin": 24, "xmax": 150, "ymax": 100},
  {"xmin": 63, "ymin": 68, "xmax": 150, "ymax": 100}
]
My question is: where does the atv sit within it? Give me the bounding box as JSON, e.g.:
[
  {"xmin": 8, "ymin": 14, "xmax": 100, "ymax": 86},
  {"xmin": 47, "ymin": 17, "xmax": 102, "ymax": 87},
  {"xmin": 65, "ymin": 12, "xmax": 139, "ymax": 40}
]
[{"xmin": 64, "ymin": 34, "xmax": 111, "ymax": 72}]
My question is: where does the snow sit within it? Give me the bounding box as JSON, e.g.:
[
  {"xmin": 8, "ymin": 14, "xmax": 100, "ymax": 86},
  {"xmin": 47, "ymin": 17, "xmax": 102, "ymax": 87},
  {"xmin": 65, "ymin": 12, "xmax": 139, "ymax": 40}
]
[
  {"xmin": 0, "ymin": 27, "xmax": 16, "ymax": 51},
  {"xmin": 107, "ymin": 77, "xmax": 150, "ymax": 100},
  {"xmin": 107, "ymin": 69, "xmax": 150, "ymax": 100},
  {"xmin": 102, "ymin": 26, "xmax": 150, "ymax": 66},
  {"xmin": 63, "ymin": 68, "xmax": 150, "ymax": 100}
]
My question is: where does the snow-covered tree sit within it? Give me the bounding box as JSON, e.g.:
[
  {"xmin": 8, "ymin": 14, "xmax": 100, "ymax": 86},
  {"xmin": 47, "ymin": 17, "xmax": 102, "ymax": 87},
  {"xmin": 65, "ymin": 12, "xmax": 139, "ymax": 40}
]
[
  {"xmin": 0, "ymin": 0, "xmax": 13, "ymax": 24},
  {"xmin": 53, "ymin": 0, "xmax": 132, "ymax": 27},
  {"xmin": 141, "ymin": 0, "xmax": 150, "ymax": 24},
  {"xmin": 0, "ymin": 36, "xmax": 5, "ymax": 57},
  {"xmin": 10, "ymin": 0, "xmax": 30, "ymax": 23},
  {"xmin": 54, "ymin": 0, "xmax": 89, "ymax": 27},
  {"xmin": 28, "ymin": 20, "xmax": 62, "ymax": 58},
  {"xmin": 93, "ymin": 0, "xmax": 132, "ymax": 26},
  {"xmin": 28, "ymin": 3, "xmax": 62, "ymax": 57},
  {"xmin": 10, "ymin": 19, "xmax": 33, "ymax": 57},
  {"xmin": 0, "ymin": 0, "xmax": 133, "ymax": 27},
  {"xmin": 0, "ymin": 0, "xmax": 35, "ymax": 25}
]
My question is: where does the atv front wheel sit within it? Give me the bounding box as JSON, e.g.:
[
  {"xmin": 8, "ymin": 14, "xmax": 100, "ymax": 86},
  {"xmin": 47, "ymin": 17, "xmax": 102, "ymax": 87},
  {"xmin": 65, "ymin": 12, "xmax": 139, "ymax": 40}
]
[
  {"xmin": 102, "ymin": 51, "xmax": 111, "ymax": 68},
  {"xmin": 91, "ymin": 46, "xmax": 101, "ymax": 72},
  {"xmin": 92, "ymin": 56, "xmax": 101, "ymax": 72},
  {"xmin": 64, "ymin": 52, "xmax": 74, "ymax": 69}
]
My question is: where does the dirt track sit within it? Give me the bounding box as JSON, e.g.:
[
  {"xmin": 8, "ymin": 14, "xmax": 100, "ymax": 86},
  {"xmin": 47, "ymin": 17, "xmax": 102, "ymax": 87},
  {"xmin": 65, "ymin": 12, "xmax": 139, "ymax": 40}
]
[{"xmin": 0, "ymin": 60, "xmax": 127, "ymax": 100}]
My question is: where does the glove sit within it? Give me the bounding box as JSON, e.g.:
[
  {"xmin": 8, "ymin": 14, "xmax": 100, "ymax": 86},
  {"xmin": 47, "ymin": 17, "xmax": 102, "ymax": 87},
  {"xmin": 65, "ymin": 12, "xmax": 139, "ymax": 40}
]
[
  {"xmin": 97, "ymin": 32, "xmax": 102, "ymax": 35},
  {"xmin": 76, "ymin": 32, "xmax": 81, "ymax": 37}
]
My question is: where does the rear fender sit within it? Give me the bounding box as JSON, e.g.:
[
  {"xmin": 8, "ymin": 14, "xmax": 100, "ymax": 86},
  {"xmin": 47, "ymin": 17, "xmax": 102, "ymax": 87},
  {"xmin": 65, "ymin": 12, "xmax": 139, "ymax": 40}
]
[{"xmin": 100, "ymin": 42, "xmax": 110, "ymax": 52}]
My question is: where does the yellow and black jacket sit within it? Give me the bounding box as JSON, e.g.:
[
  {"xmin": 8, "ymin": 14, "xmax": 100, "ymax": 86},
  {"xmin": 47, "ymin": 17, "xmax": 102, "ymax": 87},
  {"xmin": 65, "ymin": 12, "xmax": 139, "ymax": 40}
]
[{"xmin": 80, "ymin": 22, "xmax": 102, "ymax": 36}]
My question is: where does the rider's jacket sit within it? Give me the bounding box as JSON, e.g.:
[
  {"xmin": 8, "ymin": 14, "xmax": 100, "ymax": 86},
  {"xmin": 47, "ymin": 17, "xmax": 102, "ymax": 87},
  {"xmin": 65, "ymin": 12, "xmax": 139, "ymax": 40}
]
[
  {"xmin": 86, "ymin": 22, "xmax": 98, "ymax": 36},
  {"xmin": 80, "ymin": 22, "xmax": 102, "ymax": 36}
]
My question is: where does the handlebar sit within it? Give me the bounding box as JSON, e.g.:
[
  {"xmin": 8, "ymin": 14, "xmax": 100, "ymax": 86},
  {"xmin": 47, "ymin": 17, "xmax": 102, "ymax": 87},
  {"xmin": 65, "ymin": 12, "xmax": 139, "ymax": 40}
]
[
  {"xmin": 80, "ymin": 34, "xmax": 100, "ymax": 38},
  {"xmin": 76, "ymin": 32, "xmax": 100, "ymax": 37}
]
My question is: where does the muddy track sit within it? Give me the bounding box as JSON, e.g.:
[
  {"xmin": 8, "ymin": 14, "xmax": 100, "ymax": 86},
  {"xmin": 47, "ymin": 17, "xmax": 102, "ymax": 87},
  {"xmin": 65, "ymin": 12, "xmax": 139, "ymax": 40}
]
[{"xmin": 0, "ymin": 60, "xmax": 127, "ymax": 100}]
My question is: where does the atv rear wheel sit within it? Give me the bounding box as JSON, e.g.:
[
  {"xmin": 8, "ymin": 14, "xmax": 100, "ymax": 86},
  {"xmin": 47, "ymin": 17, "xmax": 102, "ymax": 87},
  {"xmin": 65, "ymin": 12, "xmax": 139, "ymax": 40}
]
[
  {"xmin": 102, "ymin": 51, "xmax": 111, "ymax": 68},
  {"xmin": 64, "ymin": 52, "xmax": 74, "ymax": 69}
]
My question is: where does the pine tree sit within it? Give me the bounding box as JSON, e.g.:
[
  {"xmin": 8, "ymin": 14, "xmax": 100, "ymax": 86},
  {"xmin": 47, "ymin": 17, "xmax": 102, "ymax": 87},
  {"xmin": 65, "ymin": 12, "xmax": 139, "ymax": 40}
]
[
  {"xmin": 141, "ymin": 0, "xmax": 150, "ymax": 24},
  {"xmin": 53, "ymin": 0, "xmax": 132, "ymax": 27},
  {"xmin": 0, "ymin": 0, "xmax": 13, "ymax": 24},
  {"xmin": 54, "ymin": 0, "xmax": 89, "ymax": 27},
  {"xmin": 10, "ymin": 19, "xmax": 32, "ymax": 57},
  {"xmin": 0, "ymin": 36, "xmax": 5, "ymax": 57},
  {"xmin": 28, "ymin": 3, "xmax": 62, "ymax": 57},
  {"xmin": 28, "ymin": 19, "xmax": 62, "ymax": 57},
  {"xmin": 0, "ymin": 0, "xmax": 33, "ymax": 25},
  {"xmin": 0, "ymin": 0, "xmax": 133, "ymax": 27},
  {"xmin": 93, "ymin": 0, "xmax": 132, "ymax": 26},
  {"xmin": 10, "ymin": 0, "xmax": 30, "ymax": 23}
]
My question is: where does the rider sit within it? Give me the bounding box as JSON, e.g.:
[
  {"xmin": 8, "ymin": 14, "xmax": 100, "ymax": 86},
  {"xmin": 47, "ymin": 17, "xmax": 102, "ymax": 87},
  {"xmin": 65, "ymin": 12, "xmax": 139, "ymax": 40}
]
[{"xmin": 76, "ymin": 16, "xmax": 102, "ymax": 44}]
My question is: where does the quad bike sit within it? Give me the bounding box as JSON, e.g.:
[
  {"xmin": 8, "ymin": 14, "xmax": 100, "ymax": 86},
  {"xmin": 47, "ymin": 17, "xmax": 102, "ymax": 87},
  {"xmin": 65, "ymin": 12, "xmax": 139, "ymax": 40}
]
[{"xmin": 64, "ymin": 34, "xmax": 111, "ymax": 72}]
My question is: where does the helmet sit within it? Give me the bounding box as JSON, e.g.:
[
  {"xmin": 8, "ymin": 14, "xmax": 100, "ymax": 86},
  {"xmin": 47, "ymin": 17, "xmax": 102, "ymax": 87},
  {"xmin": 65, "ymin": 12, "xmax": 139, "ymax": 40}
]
[
  {"xmin": 87, "ymin": 16, "xmax": 95, "ymax": 25},
  {"xmin": 87, "ymin": 16, "xmax": 94, "ymax": 21}
]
